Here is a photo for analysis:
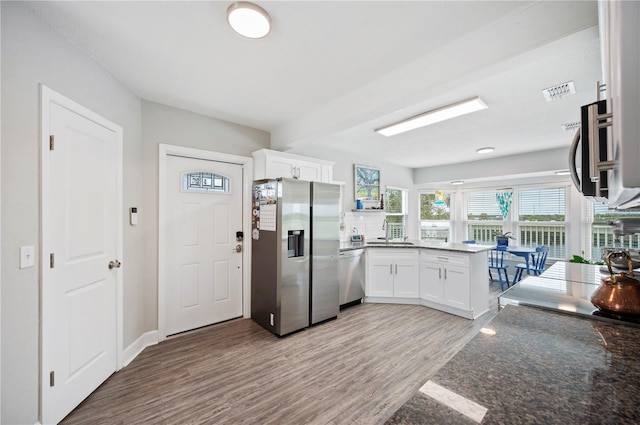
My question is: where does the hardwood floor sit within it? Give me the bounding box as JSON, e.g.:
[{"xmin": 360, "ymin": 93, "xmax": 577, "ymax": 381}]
[{"xmin": 61, "ymin": 284, "xmax": 503, "ymax": 425}]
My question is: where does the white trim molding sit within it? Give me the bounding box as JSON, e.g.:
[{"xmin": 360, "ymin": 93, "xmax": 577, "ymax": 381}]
[{"xmin": 157, "ymin": 144, "xmax": 253, "ymax": 342}]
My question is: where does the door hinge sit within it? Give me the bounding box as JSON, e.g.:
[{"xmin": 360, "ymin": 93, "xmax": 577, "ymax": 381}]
[
  {"xmin": 50, "ymin": 371, "xmax": 55, "ymax": 387},
  {"xmin": 50, "ymin": 253, "xmax": 54, "ymax": 268},
  {"xmin": 49, "ymin": 135, "xmax": 55, "ymax": 151}
]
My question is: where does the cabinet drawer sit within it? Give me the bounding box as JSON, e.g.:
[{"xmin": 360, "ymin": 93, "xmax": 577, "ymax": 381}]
[
  {"xmin": 420, "ymin": 250, "xmax": 469, "ymax": 267},
  {"xmin": 368, "ymin": 249, "xmax": 419, "ymax": 262}
]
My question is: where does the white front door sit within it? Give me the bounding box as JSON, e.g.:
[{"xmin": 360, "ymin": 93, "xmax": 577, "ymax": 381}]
[
  {"xmin": 41, "ymin": 87, "xmax": 121, "ymax": 424},
  {"xmin": 165, "ymin": 155, "xmax": 243, "ymax": 335}
]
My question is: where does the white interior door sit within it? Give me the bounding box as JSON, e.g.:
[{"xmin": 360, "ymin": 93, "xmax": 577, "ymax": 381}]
[
  {"xmin": 41, "ymin": 88, "xmax": 121, "ymax": 425},
  {"xmin": 165, "ymin": 155, "xmax": 243, "ymax": 335}
]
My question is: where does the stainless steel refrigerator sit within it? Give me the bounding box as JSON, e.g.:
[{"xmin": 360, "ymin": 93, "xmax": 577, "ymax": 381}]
[{"xmin": 251, "ymin": 178, "xmax": 340, "ymax": 336}]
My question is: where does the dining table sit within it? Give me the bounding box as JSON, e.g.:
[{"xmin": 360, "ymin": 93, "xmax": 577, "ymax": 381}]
[{"xmin": 503, "ymin": 245, "xmax": 537, "ymax": 275}]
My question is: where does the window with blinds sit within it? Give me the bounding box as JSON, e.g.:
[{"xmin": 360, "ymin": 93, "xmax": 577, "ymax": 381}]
[
  {"xmin": 591, "ymin": 200, "xmax": 640, "ymax": 258},
  {"xmin": 517, "ymin": 187, "xmax": 566, "ymax": 259},
  {"xmin": 518, "ymin": 188, "xmax": 565, "ymax": 221},
  {"xmin": 466, "ymin": 191, "xmax": 503, "ymax": 244},
  {"xmin": 467, "ymin": 191, "xmax": 502, "ymax": 221}
]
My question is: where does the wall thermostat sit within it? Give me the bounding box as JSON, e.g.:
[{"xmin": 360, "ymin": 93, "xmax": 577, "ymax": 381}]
[{"xmin": 130, "ymin": 207, "xmax": 138, "ymax": 225}]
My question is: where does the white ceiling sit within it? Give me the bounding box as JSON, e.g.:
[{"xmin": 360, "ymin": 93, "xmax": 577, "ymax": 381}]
[{"xmin": 25, "ymin": 0, "xmax": 601, "ymax": 169}]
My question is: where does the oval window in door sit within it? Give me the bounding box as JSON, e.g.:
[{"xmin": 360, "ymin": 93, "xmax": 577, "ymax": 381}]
[{"xmin": 182, "ymin": 172, "xmax": 230, "ymax": 194}]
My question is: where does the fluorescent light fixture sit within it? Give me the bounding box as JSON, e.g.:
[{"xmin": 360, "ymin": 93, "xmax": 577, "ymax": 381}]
[
  {"xmin": 375, "ymin": 97, "xmax": 487, "ymax": 137},
  {"xmin": 451, "ymin": 180, "xmax": 464, "ymax": 185},
  {"xmin": 227, "ymin": 2, "xmax": 271, "ymax": 39},
  {"xmin": 555, "ymin": 170, "xmax": 571, "ymax": 176},
  {"xmin": 476, "ymin": 147, "xmax": 494, "ymax": 154}
]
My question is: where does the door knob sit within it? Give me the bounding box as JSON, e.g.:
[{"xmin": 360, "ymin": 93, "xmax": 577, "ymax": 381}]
[
  {"xmin": 233, "ymin": 244, "xmax": 242, "ymax": 253},
  {"xmin": 108, "ymin": 260, "xmax": 122, "ymax": 269}
]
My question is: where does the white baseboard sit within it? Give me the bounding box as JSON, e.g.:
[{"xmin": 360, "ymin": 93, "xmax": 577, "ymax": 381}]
[{"xmin": 122, "ymin": 330, "xmax": 159, "ymax": 368}]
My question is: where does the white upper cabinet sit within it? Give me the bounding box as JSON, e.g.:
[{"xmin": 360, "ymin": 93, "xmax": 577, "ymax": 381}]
[{"xmin": 252, "ymin": 149, "xmax": 334, "ymax": 182}]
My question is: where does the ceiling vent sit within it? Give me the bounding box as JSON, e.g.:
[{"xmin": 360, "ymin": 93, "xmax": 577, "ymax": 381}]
[
  {"xmin": 542, "ymin": 81, "xmax": 576, "ymax": 102},
  {"xmin": 561, "ymin": 121, "xmax": 580, "ymax": 131}
]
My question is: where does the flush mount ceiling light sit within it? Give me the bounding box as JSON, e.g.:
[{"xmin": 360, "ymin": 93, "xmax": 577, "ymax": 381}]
[
  {"xmin": 451, "ymin": 180, "xmax": 464, "ymax": 185},
  {"xmin": 476, "ymin": 147, "xmax": 495, "ymax": 154},
  {"xmin": 375, "ymin": 97, "xmax": 487, "ymax": 137},
  {"xmin": 227, "ymin": 2, "xmax": 271, "ymax": 39}
]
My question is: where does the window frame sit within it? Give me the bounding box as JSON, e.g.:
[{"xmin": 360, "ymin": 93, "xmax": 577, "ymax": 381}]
[
  {"xmin": 459, "ymin": 183, "xmax": 569, "ymax": 259},
  {"xmin": 516, "ymin": 185, "xmax": 568, "ymax": 260},
  {"xmin": 385, "ymin": 186, "xmax": 407, "ymax": 239},
  {"xmin": 464, "ymin": 190, "xmax": 505, "ymax": 245},
  {"xmin": 419, "ymin": 190, "xmax": 452, "ymax": 242}
]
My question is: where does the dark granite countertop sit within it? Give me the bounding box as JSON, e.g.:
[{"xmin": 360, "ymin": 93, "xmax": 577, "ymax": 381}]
[
  {"xmin": 387, "ymin": 305, "xmax": 640, "ymax": 424},
  {"xmin": 500, "ymin": 262, "xmax": 640, "ymax": 327}
]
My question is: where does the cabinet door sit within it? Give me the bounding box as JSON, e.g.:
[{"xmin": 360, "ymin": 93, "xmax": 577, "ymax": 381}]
[
  {"xmin": 296, "ymin": 160, "xmax": 322, "ymax": 181},
  {"xmin": 420, "ymin": 261, "xmax": 443, "ymax": 302},
  {"xmin": 442, "ymin": 265, "xmax": 469, "ymax": 309},
  {"xmin": 368, "ymin": 259, "xmax": 394, "ymax": 297},
  {"xmin": 321, "ymin": 164, "xmax": 333, "ymax": 183},
  {"xmin": 393, "ymin": 260, "xmax": 419, "ymax": 297},
  {"xmin": 266, "ymin": 156, "xmax": 296, "ymax": 179}
]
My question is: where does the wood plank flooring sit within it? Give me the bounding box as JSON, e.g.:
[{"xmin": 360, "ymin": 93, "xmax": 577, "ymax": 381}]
[{"xmin": 60, "ymin": 285, "xmax": 502, "ymax": 425}]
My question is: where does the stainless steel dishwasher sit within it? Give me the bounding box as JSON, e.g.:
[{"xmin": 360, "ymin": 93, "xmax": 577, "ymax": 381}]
[{"xmin": 338, "ymin": 249, "xmax": 365, "ymax": 308}]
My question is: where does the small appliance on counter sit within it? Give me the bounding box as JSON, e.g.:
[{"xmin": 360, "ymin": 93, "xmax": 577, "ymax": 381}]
[
  {"xmin": 350, "ymin": 227, "xmax": 364, "ymax": 243},
  {"xmin": 591, "ymin": 251, "xmax": 640, "ymax": 316}
]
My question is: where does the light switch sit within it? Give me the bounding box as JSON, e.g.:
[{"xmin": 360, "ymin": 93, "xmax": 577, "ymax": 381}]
[{"xmin": 20, "ymin": 246, "xmax": 35, "ymax": 269}]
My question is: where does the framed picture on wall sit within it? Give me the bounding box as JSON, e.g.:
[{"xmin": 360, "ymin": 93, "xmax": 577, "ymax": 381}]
[{"xmin": 354, "ymin": 164, "xmax": 380, "ymax": 201}]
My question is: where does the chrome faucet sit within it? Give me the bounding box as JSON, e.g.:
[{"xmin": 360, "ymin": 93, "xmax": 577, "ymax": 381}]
[{"xmin": 382, "ymin": 218, "xmax": 389, "ymax": 243}]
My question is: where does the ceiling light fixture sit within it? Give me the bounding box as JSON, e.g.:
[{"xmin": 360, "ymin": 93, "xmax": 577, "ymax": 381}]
[
  {"xmin": 227, "ymin": 2, "xmax": 271, "ymax": 39},
  {"xmin": 375, "ymin": 97, "xmax": 487, "ymax": 137},
  {"xmin": 476, "ymin": 147, "xmax": 495, "ymax": 154},
  {"xmin": 451, "ymin": 180, "xmax": 464, "ymax": 185}
]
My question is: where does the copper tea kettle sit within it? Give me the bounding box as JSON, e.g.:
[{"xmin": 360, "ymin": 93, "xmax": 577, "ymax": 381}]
[{"xmin": 591, "ymin": 251, "xmax": 640, "ymax": 316}]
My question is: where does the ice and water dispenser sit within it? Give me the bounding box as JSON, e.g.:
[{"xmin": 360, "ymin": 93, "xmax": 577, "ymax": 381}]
[{"xmin": 287, "ymin": 230, "xmax": 304, "ymax": 258}]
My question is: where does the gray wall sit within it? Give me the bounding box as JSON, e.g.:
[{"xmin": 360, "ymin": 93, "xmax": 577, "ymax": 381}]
[
  {"xmin": 1, "ymin": 3, "xmax": 141, "ymax": 423},
  {"xmin": 140, "ymin": 100, "xmax": 270, "ymax": 330},
  {"xmin": 0, "ymin": 3, "xmax": 270, "ymax": 423},
  {"xmin": 413, "ymin": 147, "xmax": 571, "ymax": 186}
]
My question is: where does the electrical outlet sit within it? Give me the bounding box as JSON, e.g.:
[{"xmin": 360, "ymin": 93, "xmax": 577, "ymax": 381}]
[{"xmin": 270, "ymin": 313, "xmax": 274, "ymax": 326}]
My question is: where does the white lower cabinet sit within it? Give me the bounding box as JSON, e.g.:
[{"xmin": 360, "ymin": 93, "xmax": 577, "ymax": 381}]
[
  {"xmin": 363, "ymin": 247, "xmax": 489, "ymax": 318},
  {"xmin": 421, "ymin": 261, "xmax": 469, "ymax": 310},
  {"xmin": 419, "ymin": 249, "xmax": 488, "ymax": 319},
  {"xmin": 366, "ymin": 249, "xmax": 419, "ymax": 301}
]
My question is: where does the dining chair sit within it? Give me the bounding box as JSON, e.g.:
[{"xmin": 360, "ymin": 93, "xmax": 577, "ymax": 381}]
[
  {"xmin": 513, "ymin": 246, "xmax": 549, "ymax": 283},
  {"xmin": 488, "ymin": 247, "xmax": 510, "ymax": 291}
]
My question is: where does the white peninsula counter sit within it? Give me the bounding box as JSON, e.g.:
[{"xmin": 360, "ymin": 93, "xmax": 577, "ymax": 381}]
[{"xmin": 357, "ymin": 241, "xmax": 492, "ymax": 320}]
